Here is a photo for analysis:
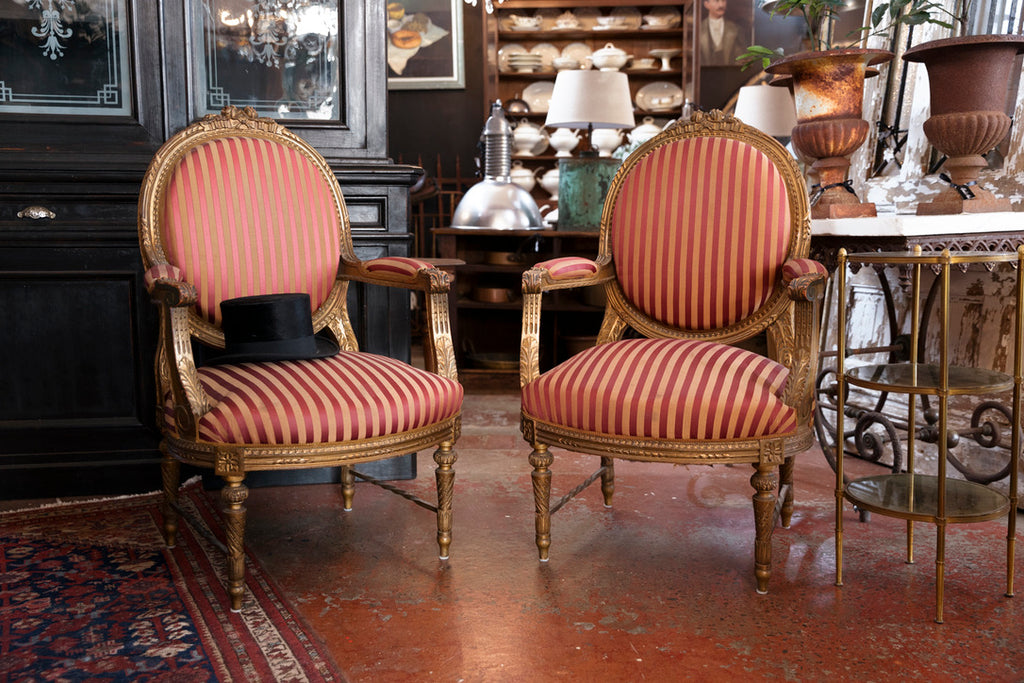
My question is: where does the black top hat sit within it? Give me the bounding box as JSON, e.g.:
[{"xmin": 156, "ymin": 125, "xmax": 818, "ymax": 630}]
[{"xmin": 211, "ymin": 293, "xmax": 339, "ymax": 365}]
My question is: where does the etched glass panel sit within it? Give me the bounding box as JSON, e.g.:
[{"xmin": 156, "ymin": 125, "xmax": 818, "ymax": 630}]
[
  {"xmin": 190, "ymin": 0, "xmax": 341, "ymax": 120},
  {"xmin": 0, "ymin": 0, "xmax": 132, "ymax": 116}
]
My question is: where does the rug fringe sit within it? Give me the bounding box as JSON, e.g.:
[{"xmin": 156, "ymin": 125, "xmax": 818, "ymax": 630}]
[{"xmin": 0, "ymin": 475, "xmax": 204, "ymax": 515}]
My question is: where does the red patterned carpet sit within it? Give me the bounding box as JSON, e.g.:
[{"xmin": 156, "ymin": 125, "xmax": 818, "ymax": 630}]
[{"xmin": 0, "ymin": 479, "xmax": 344, "ymax": 682}]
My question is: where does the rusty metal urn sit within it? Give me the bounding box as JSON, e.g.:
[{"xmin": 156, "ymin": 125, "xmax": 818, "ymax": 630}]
[
  {"xmin": 903, "ymin": 34, "xmax": 1024, "ymax": 215},
  {"xmin": 767, "ymin": 49, "xmax": 893, "ymax": 219}
]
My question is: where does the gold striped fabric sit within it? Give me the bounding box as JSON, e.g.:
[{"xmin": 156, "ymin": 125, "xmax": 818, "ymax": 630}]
[
  {"xmin": 164, "ymin": 352, "xmax": 463, "ymax": 444},
  {"xmin": 522, "ymin": 338, "xmax": 796, "ymax": 440},
  {"xmin": 161, "ymin": 136, "xmax": 342, "ymax": 324},
  {"xmin": 610, "ymin": 137, "xmax": 792, "ymax": 331}
]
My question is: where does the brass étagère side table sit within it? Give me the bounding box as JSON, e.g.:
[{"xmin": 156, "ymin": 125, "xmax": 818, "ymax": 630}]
[{"xmin": 834, "ymin": 246, "xmax": 1023, "ymax": 623}]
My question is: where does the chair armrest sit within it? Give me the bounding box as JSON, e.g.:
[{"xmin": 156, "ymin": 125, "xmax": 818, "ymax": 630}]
[
  {"xmin": 143, "ymin": 264, "xmax": 208, "ymax": 438},
  {"xmin": 341, "ymin": 256, "xmax": 453, "ymax": 293},
  {"xmin": 144, "ymin": 264, "xmax": 197, "ymax": 307},
  {"xmin": 522, "ymin": 256, "xmax": 614, "ymax": 294},
  {"xmin": 339, "ymin": 256, "xmax": 459, "ymax": 381},
  {"xmin": 520, "ymin": 257, "xmax": 615, "ymax": 387},
  {"xmin": 782, "ymin": 258, "xmax": 828, "ymax": 303}
]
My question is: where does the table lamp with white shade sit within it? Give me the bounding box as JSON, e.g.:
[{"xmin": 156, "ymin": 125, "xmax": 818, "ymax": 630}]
[
  {"xmin": 734, "ymin": 84, "xmax": 798, "ymax": 144},
  {"xmin": 544, "ymin": 70, "xmax": 635, "ymax": 230}
]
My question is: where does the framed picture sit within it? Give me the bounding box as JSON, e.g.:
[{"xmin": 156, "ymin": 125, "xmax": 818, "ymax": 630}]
[
  {"xmin": 387, "ymin": 0, "xmax": 465, "ymax": 90},
  {"xmin": 698, "ymin": 0, "xmax": 752, "ymax": 68}
]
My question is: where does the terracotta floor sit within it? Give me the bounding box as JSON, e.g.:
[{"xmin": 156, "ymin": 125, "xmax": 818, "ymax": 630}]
[{"xmin": 239, "ymin": 380, "xmax": 1024, "ymax": 682}]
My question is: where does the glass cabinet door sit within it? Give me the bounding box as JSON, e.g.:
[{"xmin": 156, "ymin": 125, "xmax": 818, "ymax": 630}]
[
  {"xmin": 0, "ymin": 0, "xmax": 132, "ymax": 116},
  {"xmin": 189, "ymin": 0, "xmax": 341, "ymax": 120}
]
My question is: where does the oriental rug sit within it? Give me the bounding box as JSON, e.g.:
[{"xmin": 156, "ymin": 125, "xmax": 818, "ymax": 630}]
[{"xmin": 0, "ymin": 479, "xmax": 344, "ymax": 682}]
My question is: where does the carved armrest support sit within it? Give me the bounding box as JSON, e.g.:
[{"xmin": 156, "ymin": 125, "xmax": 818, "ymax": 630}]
[
  {"xmin": 143, "ymin": 265, "xmax": 208, "ymax": 439},
  {"xmin": 341, "ymin": 256, "xmax": 453, "ymax": 294},
  {"xmin": 520, "ymin": 257, "xmax": 615, "ymax": 387},
  {"xmin": 782, "ymin": 258, "xmax": 828, "ymax": 303},
  {"xmin": 339, "ymin": 257, "xmax": 458, "ymax": 381}
]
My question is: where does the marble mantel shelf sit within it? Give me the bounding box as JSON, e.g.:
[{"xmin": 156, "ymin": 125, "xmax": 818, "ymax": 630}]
[
  {"xmin": 812, "ymin": 211, "xmax": 1024, "ymax": 239},
  {"xmin": 810, "ymin": 212, "xmax": 1024, "ymax": 270}
]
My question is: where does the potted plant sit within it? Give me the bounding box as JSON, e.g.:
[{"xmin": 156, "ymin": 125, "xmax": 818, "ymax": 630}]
[
  {"xmin": 739, "ymin": 0, "xmax": 954, "ymax": 219},
  {"xmin": 901, "ymin": 2, "xmax": 1024, "ymax": 214}
]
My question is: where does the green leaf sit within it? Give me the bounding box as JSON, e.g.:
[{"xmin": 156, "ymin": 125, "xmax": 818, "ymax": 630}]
[{"xmin": 871, "ymin": 4, "xmax": 888, "ymax": 28}]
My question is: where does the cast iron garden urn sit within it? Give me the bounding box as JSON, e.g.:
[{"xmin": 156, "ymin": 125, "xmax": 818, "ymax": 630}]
[
  {"xmin": 903, "ymin": 34, "xmax": 1024, "ymax": 215},
  {"xmin": 766, "ymin": 48, "xmax": 893, "ymax": 220}
]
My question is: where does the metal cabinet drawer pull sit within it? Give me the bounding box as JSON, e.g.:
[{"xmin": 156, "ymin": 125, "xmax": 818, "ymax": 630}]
[{"xmin": 17, "ymin": 206, "xmax": 56, "ymax": 220}]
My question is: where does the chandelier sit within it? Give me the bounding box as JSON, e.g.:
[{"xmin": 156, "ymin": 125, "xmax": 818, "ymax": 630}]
[{"xmin": 464, "ymin": 0, "xmax": 503, "ymax": 14}]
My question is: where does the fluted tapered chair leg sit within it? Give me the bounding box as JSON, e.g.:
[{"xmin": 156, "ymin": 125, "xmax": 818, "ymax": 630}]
[
  {"xmin": 160, "ymin": 446, "xmax": 180, "ymax": 548},
  {"xmin": 220, "ymin": 475, "xmax": 249, "ymax": 612},
  {"xmin": 434, "ymin": 441, "xmax": 456, "ymax": 560},
  {"xmin": 530, "ymin": 444, "xmax": 553, "ymax": 561},
  {"xmin": 751, "ymin": 463, "xmax": 779, "ymax": 594}
]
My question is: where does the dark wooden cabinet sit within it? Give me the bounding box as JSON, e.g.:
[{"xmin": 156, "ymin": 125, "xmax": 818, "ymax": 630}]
[{"xmin": 0, "ymin": 0, "xmax": 418, "ymax": 498}]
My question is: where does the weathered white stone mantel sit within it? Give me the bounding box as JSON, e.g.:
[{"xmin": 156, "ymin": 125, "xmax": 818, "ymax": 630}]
[{"xmin": 812, "ymin": 212, "xmax": 1024, "ymax": 239}]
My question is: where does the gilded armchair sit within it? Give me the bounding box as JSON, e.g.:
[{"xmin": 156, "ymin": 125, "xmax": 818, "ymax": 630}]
[
  {"xmin": 138, "ymin": 107, "xmax": 462, "ymax": 611},
  {"xmin": 520, "ymin": 110, "xmax": 827, "ymax": 592}
]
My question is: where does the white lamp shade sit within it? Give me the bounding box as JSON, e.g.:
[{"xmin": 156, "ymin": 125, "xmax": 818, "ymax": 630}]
[
  {"xmin": 734, "ymin": 85, "xmax": 798, "ymax": 138},
  {"xmin": 544, "ymin": 70, "xmax": 636, "ymax": 130}
]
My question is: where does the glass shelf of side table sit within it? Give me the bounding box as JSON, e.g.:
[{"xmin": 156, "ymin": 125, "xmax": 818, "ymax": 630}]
[{"xmin": 834, "ymin": 247, "xmax": 1023, "ymax": 623}]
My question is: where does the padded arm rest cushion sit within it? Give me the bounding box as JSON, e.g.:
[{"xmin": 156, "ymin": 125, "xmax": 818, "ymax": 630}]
[
  {"xmin": 781, "ymin": 258, "xmax": 828, "ymax": 284},
  {"xmin": 364, "ymin": 256, "xmax": 436, "ymax": 280},
  {"xmin": 144, "ymin": 264, "xmax": 187, "ymax": 292},
  {"xmin": 532, "ymin": 257, "xmax": 599, "ymax": 280}
]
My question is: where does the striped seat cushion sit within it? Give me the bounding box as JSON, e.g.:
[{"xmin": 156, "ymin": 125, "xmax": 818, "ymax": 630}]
[
  {"xmin": 610, "ymin": 136, "xmax": 792, "ymax": 331},
  {"xmin": 161, "ymin": 136, "xmax": 342, "ymax": 324},
  {"xmin": 522, "ymin": 338, "xmax": 796, "ymax": 441},
  {"xmin": 165, "ymin": 352, "xmax": 462, "ymax": 445}
]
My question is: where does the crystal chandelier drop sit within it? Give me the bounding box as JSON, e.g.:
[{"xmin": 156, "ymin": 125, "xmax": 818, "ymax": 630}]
[{"xmin": 464, "ymin": 0, "xmax": 503, "ymax": 14}]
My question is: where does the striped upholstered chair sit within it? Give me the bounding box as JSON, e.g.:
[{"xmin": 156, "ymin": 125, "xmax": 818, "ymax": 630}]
[
  {"xmin": 520, "ymin": 110, "xmax": 827, "ymax": 593},
  {"xmin": 138, "ymin": 107, "xmax": 462, "ymax": 611}
]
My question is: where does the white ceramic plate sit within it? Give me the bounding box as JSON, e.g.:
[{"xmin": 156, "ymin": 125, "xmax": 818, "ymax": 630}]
[
  {"xmin": 497, "ymin": 43, "xmax": 526, "ymax": 73},
  {"xmin": 642, "ymin": 7, "xmax": 681, "ymax": 28},
  {"xmin": 636, "ymin": 81, "xmax": 684, "ymax": 113},
  {"xmin": 610, "ymin": 7, "xmax": 642, "ymax": 30},
  {"xmin": 529, "ymin": 43, "xmax": 560, "ymax": 70},
  {"xmin": 522, "ymin": 81, "xmax": 554, "ymax": 114},
  {"xmin": 561, "ymin": 42, "xmax": 592, "ymax": 63}
]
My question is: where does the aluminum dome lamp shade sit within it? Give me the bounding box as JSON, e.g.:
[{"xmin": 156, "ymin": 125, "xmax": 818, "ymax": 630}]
[{"xmin": 450, "ymin": 102, "xmax": 544, "ymax": 231}]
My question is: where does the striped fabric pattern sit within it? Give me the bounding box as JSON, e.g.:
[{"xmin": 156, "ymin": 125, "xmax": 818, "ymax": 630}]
[
  {"xmin": 534, "ymin": 257, "xmax": 599, "ymax": 280},
  {"xmin": 165, "ymin": 352, "xmax": 462, "ymax": 444},
  {"xmin": 610, "ymin": 137, "xmax": 792, "ymax": 331},
  {"xmin": 364, "ymin": 256, "xmax": 434, "ymax": 278},
  {"xmin": 782, "ymin": 258, "xmax": 828, "ymax": 284},
  {"xmin": 522, "ymin": 338, "xmax": 796, "ymax": 440},
  {"xmin": 161, "ymin": 136, "xmax": 342, "ymax": 324},
  {"xmin": 144, "ymin": 264, "xmax": 185, "ymax": 291}
]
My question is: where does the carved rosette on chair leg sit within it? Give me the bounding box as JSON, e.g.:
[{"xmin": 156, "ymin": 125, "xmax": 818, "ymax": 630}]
[
  {"xmin": 766, "ymin": 49, "xmax": 893, "ymax": 220},
  {"xmin": 903, "ymin": 35, "xmax": 1024, "ymax": 215}
]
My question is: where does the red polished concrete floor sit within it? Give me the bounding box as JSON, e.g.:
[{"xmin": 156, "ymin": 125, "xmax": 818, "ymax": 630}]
[{"xmin": 239, "ymin": 385, "xmax": 1024, "ymax": 681}]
